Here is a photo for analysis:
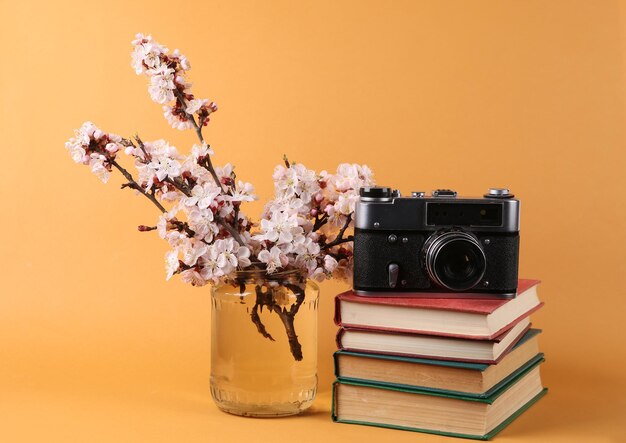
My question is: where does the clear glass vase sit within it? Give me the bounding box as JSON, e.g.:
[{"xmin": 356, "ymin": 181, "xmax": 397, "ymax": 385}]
[{"xmin": 210, "ymin": 269, "xmax": 319, "ymax": 417}]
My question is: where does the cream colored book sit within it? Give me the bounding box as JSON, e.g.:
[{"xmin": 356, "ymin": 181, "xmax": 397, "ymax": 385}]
[
  {"xmin": 333, "ymin": 359, "xmax": 547, "ymax": 440},
  {"xmin": 335, "ymin": 329, "xmax": 542, "ymax": 396}
]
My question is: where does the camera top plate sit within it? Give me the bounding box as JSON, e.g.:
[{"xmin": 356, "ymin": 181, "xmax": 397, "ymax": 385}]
[{"xmin": 355, "ymin": 187, "xmax": 520, "ymax": 233}]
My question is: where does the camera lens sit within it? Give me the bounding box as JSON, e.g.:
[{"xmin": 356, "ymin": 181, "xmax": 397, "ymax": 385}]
[{"xmin": 424, "ymin": 231, "xmax": 486, "ymax": 291}]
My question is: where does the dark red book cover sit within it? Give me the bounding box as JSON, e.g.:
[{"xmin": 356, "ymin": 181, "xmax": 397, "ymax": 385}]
[{"xmin": 334, "ymin": 279, "xmax": 542, "ymax": 339}]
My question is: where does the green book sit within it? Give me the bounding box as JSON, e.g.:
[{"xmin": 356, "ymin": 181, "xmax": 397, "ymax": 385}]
[
  {"xmin": 332, "ymin": 357, "xmax": 547, "ymax": 440},
  {"xmin": 335, "ymin": 329, "xmax": 543, "ymax": 397}
]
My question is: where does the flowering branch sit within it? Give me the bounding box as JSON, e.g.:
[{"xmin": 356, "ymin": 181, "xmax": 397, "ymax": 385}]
[
  {"xmin": 65, "ymin": 33, "xmax": 375, "ymax": 360},
  {"xmin": 322, "ymin": 214, "xmax": 353, "ymax": 250},
  {"xmin": 110, "ymin": 159, "xmax": 167, "ymax": 213},
  {"xmin": 134, "ymin": 135, "xmax": 152, "ymax": 162},
  {"xmin": 172, "ymin": 88, "xmax": 223, "ymax": 191},
  {"xmin": 163, "ymin": 171, "xmax": 246, "ymax": 246}
]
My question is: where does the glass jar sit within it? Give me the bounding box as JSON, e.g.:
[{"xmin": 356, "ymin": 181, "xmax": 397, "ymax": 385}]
[{"xmin": 210, "ymin": 269, "xmax": 319, "ymax": 417}]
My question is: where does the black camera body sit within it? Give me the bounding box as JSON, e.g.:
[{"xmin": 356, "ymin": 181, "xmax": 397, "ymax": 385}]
[{"xmin": 353, "ymin": 187, "xmax": 520, "ymax": 297}]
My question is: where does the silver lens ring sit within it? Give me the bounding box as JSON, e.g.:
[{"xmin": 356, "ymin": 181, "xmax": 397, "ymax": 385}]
[{"xmin": 424, "ymin": 230, "xmax": 486, "ymax": 291}]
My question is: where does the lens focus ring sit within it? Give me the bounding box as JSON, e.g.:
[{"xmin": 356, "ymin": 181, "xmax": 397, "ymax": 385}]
[{"xmin": 423, "ymin": 230, "xmax": 487, "ymax": 291}]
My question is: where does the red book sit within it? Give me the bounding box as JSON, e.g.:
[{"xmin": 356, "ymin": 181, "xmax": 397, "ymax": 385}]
[{"xmin": 335, "ymin": 279, "xmax": 542, "ymax": 340}]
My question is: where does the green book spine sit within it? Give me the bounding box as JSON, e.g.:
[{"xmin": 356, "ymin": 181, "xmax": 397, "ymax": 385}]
[
  {"xmin": 335, "ymin": 353, "xmax": 545, "ymax": 399},
  {"xmin": 331, "ymin": 385, "xmax": 548, "ymax": 441},
  {"xmin": 334, "ymin": 355, "xmax": 543, "ymax": 404}
]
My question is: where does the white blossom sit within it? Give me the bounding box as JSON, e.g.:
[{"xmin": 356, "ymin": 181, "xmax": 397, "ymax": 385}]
[
  {"xmin": 65, "ymin": 34, "xmax": 376, "ymax": 287},
  {"xmin": 330, "ymin": 163, "xmax": 374, "ymax": 192},
  {"xmin": 324, "ymin": 203, "xmax": 335, "ymax": 217},
  {"xmin": 323, "ymin": 254, "xmax": 338, "ymax": 273},
  {"xmin": 224, "ymin": 181, "xmax": 256, "ymax": 203},
  {"xmin": 258, "ymin": 210, "xmax": 301, "ymax": 245},
  {"xmin": 198, "ymin": 246, "xmax": 224, "ymax": 282},
  {"xmin": 165, "ymin": 250, "xmax": 180, "ymax": 280},
  {"xmin": 294, "ymin": 236, "xmax": 321, "ymax": 273},
  {"xmin": 334, "ymin": 192, "xmax": 359, "ymax": 216},
  {"xmin": 156, "ymin": 209, "xmax": 186, "ymax": 247},
  {"xmin": 153, "ymin": 156, "xmax": 182, "ymax": 182},
  {"xmin": 187, "ymin": 206, "xmax": 218, "ymax": 242},
  {"xmin": 182, "ymin": 238, "xmax": 209, "ymax": 267},
  {"xmin": 213, "ymin": 238, "xmax": 251, "ymax": 273},
  {"xmin": 215, "ymin": 163, "xmax": 234, "ymax": 183},
  {"xmin": 192, "ymin": 142, "xmax": 214, "ymax": 160},
  {"xmin": 148, "ymin": 66, "xmax": 176, "ymax": 104},
  {"xmin": 163, "ymin": 106, "xmax": 193, "ymax": 130},
  {"xmin": 65, "ymin": 121, "xmax": 124, "ymax": 171},
  {"xmin": 310, "ymin": 267, "xmax": 326, "ymax": 282},
  {"xmin": 68, "ymin": 143, "xmax": 87, "ymax": 164},
  {"xmin": 181, "ymin": 157, "xmax": 212, "ymax": 184},
  {"xmin": 273, "ymin": 163, "xmax": 319, "ymax": 201},
  {"xmin": 135, "ymin": 140, "xmax": 182, "ymax": 188},
  {"xmin": 236, "ymin": 245, "xmax": 252, "ymax": 268},
  {"xmin": 258, "ymin": 246, "xmax": 288, "ymax": 273},
  {"xmin": 89, "ymin": 154, "xmax": 110, "ymax": 183},
  {"xmin": 185, "ymin": 182, "xmax": 221, "ymax": 209},
  {"xmin": 105, "ymin": 143, "xmax": 120, "ymax": 154},
  {"xmin": 131, "ymin": 33, "xmax": 168, "ymax": 75},
  {"xmin": 186, "ymin": 98, "xmax": 207, "ymax": 114},
  {"xmin": 171, "ymin": 49, "xmax": 191, "ymax": 71},
  {"xmin": 180, "ymin": 268, "xmax": 207, "ymax": 286}
]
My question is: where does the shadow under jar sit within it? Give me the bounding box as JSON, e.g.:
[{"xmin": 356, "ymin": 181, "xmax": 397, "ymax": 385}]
[{"xmin": 210, "ymin": 269, "xmax": 319, "ymax": 417}]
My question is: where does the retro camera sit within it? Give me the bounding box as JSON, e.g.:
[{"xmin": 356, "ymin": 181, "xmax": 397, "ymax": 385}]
[{"xmin": 353, "ymin": 187, "xmax": 520, "ymax": 297}]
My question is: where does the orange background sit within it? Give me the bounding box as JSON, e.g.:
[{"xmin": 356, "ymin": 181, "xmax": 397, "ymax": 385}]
[{"xmin": 1, "ymin": 1, "xmax": 625, "ymax": 442}]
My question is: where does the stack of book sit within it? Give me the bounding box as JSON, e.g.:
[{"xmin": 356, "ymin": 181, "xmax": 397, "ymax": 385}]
[{"xmin": 332, "ymin": 279, "xmax": 547, "ymax": 440}]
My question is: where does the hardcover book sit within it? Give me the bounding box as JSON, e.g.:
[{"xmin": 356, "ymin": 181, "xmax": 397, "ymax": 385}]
[
  {"xmin": 334, "ymin": 279, "xmax": 542, "ymax": 339},
  {"xmin": 336, "ymin": 317, "xmax": 532, "ymax": 363},
  {"xmin": 332, "ymin": 358, "xmax": 547, "ymax": 440},
  {"xmin": 335, "ymin": 328, "xmax": 543, "ymax": 396}
]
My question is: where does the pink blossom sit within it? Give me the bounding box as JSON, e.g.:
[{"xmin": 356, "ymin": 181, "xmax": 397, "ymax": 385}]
[
  {"xmin": 258, "ymin": 246, "xmax": 288, "ymax": 273},
  {"xmin": 165, "ymin": 250, "xmax": 180, "ymax": 280},
  {"xmin": 191, "ymin": 142, "xmax": 214, "ymax": 160},
  {"xmin": 182, "ymin": 238, "xmax": 209, "ymax": 267},
  {"xmin": 66, "ymin": 33, "xmax": 376, "ymax": 287},
  {"xmin": 185, "ymin": 182, "xmax": 221, "ymax": 209},
  {"xmin": 186, "ymin": 98, "xmax": 208, "ymax": 114},
  {"xmin": 180, "ymin": 268, "xmax": 207, "ymax": 286},
  {"xmin": 148, "ymin": 66, "xmax": 176, "ymax": 104},
  {"xmin": 163, "ymin": 106, "xmax": 193, "ymax": 130},
  {"xmin": 131, "ymin": 33, "xmax": 168, "ymax": 75}
]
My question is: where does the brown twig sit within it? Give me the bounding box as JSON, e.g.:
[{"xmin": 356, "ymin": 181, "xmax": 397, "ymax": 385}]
[
  {"xmin": 163, "ymin": 174, "xmax": 246, "ymax": 245},
  {"xmin": 322, "ymin": 214, "xmax": 353, "ymax": 250},
  {"xmin": 274, "ymin": 283, "xmax": 306, "ymax": 361},
  {"xmin": 171, "ymin": 89, "xmax": 247, "ymax": 245},
  {"xmin": 248, "ymin": 282, "xmax": 306, "ymax": 361},
  {"xmin": 165, "ymin": 177, "xmax": 192, "ymax": 197},
  {"xmin": 134, "ymin": 135, "xmax": 151, "ymax": 162},
  {"xmin": 171, "ymin": 219, "xmax": 196, "ymax": 238},
  {"xmin": 251, "ymin": 285, "xmax": 275, "ymax": 341},
  {"xmin": 111, "ymin": 159, "xmax": 166, "ymax": 213},
  {"xmin": 312, "ymin": 213, "xmax": 328, "ymax": 231},
  {"xmin": 173, "ymin": 89, "xmax": 223, "ymax": 191}
]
